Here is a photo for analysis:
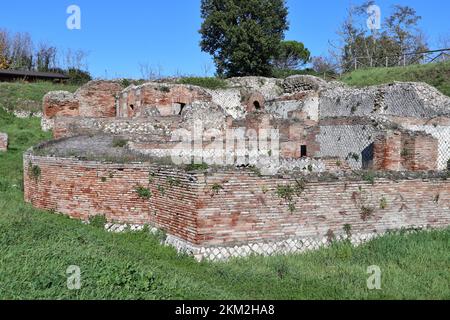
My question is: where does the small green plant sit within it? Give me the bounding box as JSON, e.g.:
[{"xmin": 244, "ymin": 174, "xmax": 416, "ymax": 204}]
[
  {"xmin": 336, "ymin": 160, "xmax": 342, "ymax": 167},
  {"xmin": 185, "ymin": 162, "xmax": 209, "ymax": 171},
  {"xmin": 288, "ymin": 203, "xmax": 296, "ymax": 213},
  {"xmin": 101, "ymin": 177, "xmax": 107, "ymax": 182},
  {"xmin": 136, "ymin": 185, "xmax": 152, "ymax": 199},
  {"xmin": 276, "ymin": 185, "xmax": 296, "ymax": 202},
  {"xmin": 347, "ymin": 152, "xmax": 360, "ymax": 162},
  {"xmin": 249, "ymin": 166, "xmax": 262, "ymax": 177},
  {"xmin": 157, "ymin": 185, "xmax": 166, "ymax": 196},
  {"xmin": 379, "ymin": 197, "xmax": 388, "ymax": 210},
  {"xmin": 112, "ymin": 137, "xmax": 128, "ymax": 148},
  {"xmin": 177, "ymin": 77, "xmax": 228, "ymax": 89},
  {"xmin": 360, "ymin": 206, "xmax": 375, "ymax": 221},
  {"xmin": 401, "ymin": 148, "xmax": 410, "ymax": 157},
  {"xmin": 363, "ymin": 171, "xmax": 375, "ymax": 185},
  {"xmin": 89, "ymin": 215, "xmax": 107, "ymax": 229},
  {"xmin": 276, "ymin": 181, "xmax": 306, "ymax": 214},
  {"xmin": 273, "ymin": 259, "xmax": 289, "ymax": 279},
  {"xmin": 261, "ymin": 186, "xmax": 269, "ymax": 194},
  {"xmin": 159, "ymin": 86, "xmax": 171, "ymax": 93},
  {"xmin": 447, "ymin": 158, "xmax": 450, "ymax": 170},
  {"xmin": 167, "ymin": 177, "xmax": 181, "ymax": 187},
  {"xmin": 307, "ymin": 164, "xmax": 313, "ymax": 172},
  {"xmin": 211, "ymin": 183, "xmax": 224, "ymax": 194},
  {"xmin": 343, "ymin": 224, "xmax": 352, "ymax": 239},
  {"xmin": 326, "ymin": 229, "xmax": 336, "ymax": 244},
  {"xmin": 29, "ymin": 163, "xmax": 41, "ymax": 181}
]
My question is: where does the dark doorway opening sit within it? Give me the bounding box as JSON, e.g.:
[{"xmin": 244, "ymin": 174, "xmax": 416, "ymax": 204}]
[
  {"xmin": 253, "ymin": 101, "xmax": 261, "ymax": 110},
  {"xmin": 362, "ymin": 143, "xmax": 374, "ymax": 170},
  {"xmin": 301, "ymin": 145, "xmax": 307, "ymax": 158},
  {"xmin": 178, "ymin": 103, "xmax": 186, "ymax": 115}
]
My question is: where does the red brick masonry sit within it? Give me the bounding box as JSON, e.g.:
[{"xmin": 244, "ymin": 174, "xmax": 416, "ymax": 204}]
[{"xmin": 24, "ymin": 154, "xmax": 450, "ymax": 248}]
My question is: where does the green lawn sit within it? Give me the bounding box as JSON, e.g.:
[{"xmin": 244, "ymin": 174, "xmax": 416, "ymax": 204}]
[
  {"xmin": 0, "ymin": 107, "xmax": 449, "ymax": 299},
  {"xmin": 342, "ymin": 61, "xmax": 450, "ymax": 97}
]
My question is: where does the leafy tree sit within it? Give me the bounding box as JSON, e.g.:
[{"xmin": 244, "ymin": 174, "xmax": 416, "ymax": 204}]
[
  {"xmin": 200, "ymin": 0, "xmax": 289, "ymax": 77},
  {"xmin": 36, "ymin": 43, "xmax": 57, "ymax": 72},
  {"xmin": 272, "ymin": 40, "xmax": 311, "ymax": 70},
  {"xmin": 333, "ymin": 2, "xmax": 428, "ymax": 71}
]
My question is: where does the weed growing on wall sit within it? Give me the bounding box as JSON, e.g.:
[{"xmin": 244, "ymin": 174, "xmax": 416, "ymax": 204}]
[
  {"xmin": 276, "ymin": 179, "xmax": 306, "ymax": 213},
  {"xmin": 379, "ymin": 197, "xmax": 388, "ymax": 210},
  {"xmin": 112, "ymin": 137, "xmax": 128, "ymax": 148},
  {"xmin": 363, "ymin": 171, "xmax": 375, "ymax": 185},
  {"xmin": 343, "ymin": 224, "xmax": 352, "ymax": 239},
  {"xmin": 211, "ymin": 183, "xmax": 223, "ymax": 195},
  {"xmin": 185, "ymin": 163, "xmax": 209, "ymax": 171},
  {"xmin": 360, "ymin": 206, "xmax": 375, "ymax": 221},
  {"xmin": 28, "ymin": 162, "xmax": 41, "ymax": 181},
  {"xmin": 136, "ymin": 185, "xmax": 152, "ymax": 199}
]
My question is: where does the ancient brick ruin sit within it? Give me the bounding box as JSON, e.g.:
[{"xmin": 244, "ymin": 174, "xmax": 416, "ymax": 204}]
[
  {"xmin": 0, "ymin": 132, "xmax": 8, "ymax": 151},
  {"xmin": 25, "ymin": 75, "xmax": 450, "ymax": 260}
]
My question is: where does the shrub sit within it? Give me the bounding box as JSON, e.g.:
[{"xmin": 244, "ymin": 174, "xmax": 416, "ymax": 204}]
[
  {"xmin": 166, "ymin": 177, "xmax": 181, "ymax": 187},
  {"xmin": 363, "ymin": 171, "xmax": 375, "ymax": 185},
  {"xmin": 112, "ymin": 137, "xmax": 128, "ymax": 148},
  {"xmin": 343, "ymin": 224, "xmax": 352, "ymax": 238},
  {"xmin": 29, "ymin": 164, "xmax": 41, "ymax": 181},
  {"xmin": 159, "ymin": 86, "xmax": 171, "ymax": 93},
  {"xmin": 185, "ymin": 163, "xmax": 209, "ymax": 171},
  {"xmin": 66, "ymin": 68, "xmax": 92, "ymax": 85},
  {"xmin": 177, "ymin": 77, "xmax": 228, "ymax": 89},
  {"xmin": 211, "ymin": 183, "xmax": 223, "ymax": 194},
  {"xmin": 136, "ymin": 186, "xmax": 151, "ymax": 199},
  {"xmin": 89, "ymin": 215, "xmax": 107, "ymax": 229},
  {"xmin": 360, "ymin": 206, "xmax": 375, "ymax": 221}
]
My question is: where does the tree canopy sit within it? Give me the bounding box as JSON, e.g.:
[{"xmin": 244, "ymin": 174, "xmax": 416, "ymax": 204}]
[{"xmin": 200, "ymin": 0, "xmax": 289, "ymax": 77}]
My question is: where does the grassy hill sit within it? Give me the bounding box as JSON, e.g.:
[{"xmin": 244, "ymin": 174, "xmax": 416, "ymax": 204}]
[
  {"xmin": 341, "ymin": 61, "xmax": 450, "ymax": 97},
  {"xmin": 0, "ymin": 106, "xmax": 449, "ymax": 299},
  {"xmin": 0, "ymin": 81, "xmax": 79, "ymax": 114}
]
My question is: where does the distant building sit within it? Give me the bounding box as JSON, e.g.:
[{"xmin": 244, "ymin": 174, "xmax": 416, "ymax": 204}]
[{"xmin": 0, "ymin": 69, "xmax": 68, "ymax": 82}]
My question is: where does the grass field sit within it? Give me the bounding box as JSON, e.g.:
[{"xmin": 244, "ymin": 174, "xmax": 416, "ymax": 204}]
[
  {"xmin": 342, "ymin": 61, "xmax": 450, "ymax": 97},
  {"xmin": 0, "ymin": 106, "xmax": 449, "ymax": 299}
]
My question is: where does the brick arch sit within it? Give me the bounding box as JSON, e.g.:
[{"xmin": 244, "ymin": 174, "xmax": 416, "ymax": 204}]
[{"xmin": 246, "ymin": 92, "xmax": 265, "ymax": 113}]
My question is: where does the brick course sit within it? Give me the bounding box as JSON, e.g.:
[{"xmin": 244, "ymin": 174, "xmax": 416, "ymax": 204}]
[{"xmin": 24, "ymin": 154, "xmax": 450, "ymax": 249}]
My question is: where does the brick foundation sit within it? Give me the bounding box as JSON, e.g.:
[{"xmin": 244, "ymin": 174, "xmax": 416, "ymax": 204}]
[{"xmin": 24, "ymin": 153, "xmax": 450, "ymax": 260}]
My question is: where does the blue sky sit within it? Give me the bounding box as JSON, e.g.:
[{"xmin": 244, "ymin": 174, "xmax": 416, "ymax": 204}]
[{"xmin": 1, "ymin": 0, "xmax": 449, "ymax": 78}]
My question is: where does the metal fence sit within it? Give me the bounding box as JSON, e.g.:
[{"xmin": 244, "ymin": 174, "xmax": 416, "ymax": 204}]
[{"xmin": 320, "ymin": 48, "xmax": 450, "ymax": 79}]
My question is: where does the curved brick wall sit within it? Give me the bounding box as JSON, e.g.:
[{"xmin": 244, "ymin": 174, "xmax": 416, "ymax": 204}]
[{"xmin": 24, "ymin": 153, "xmax": 450, "ymax": 259}]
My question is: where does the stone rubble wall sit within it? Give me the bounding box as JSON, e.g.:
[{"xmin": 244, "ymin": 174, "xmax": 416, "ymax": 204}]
[{"xmin": 41, "ymin": 81, "xmax": 124, "ymax": 131}]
